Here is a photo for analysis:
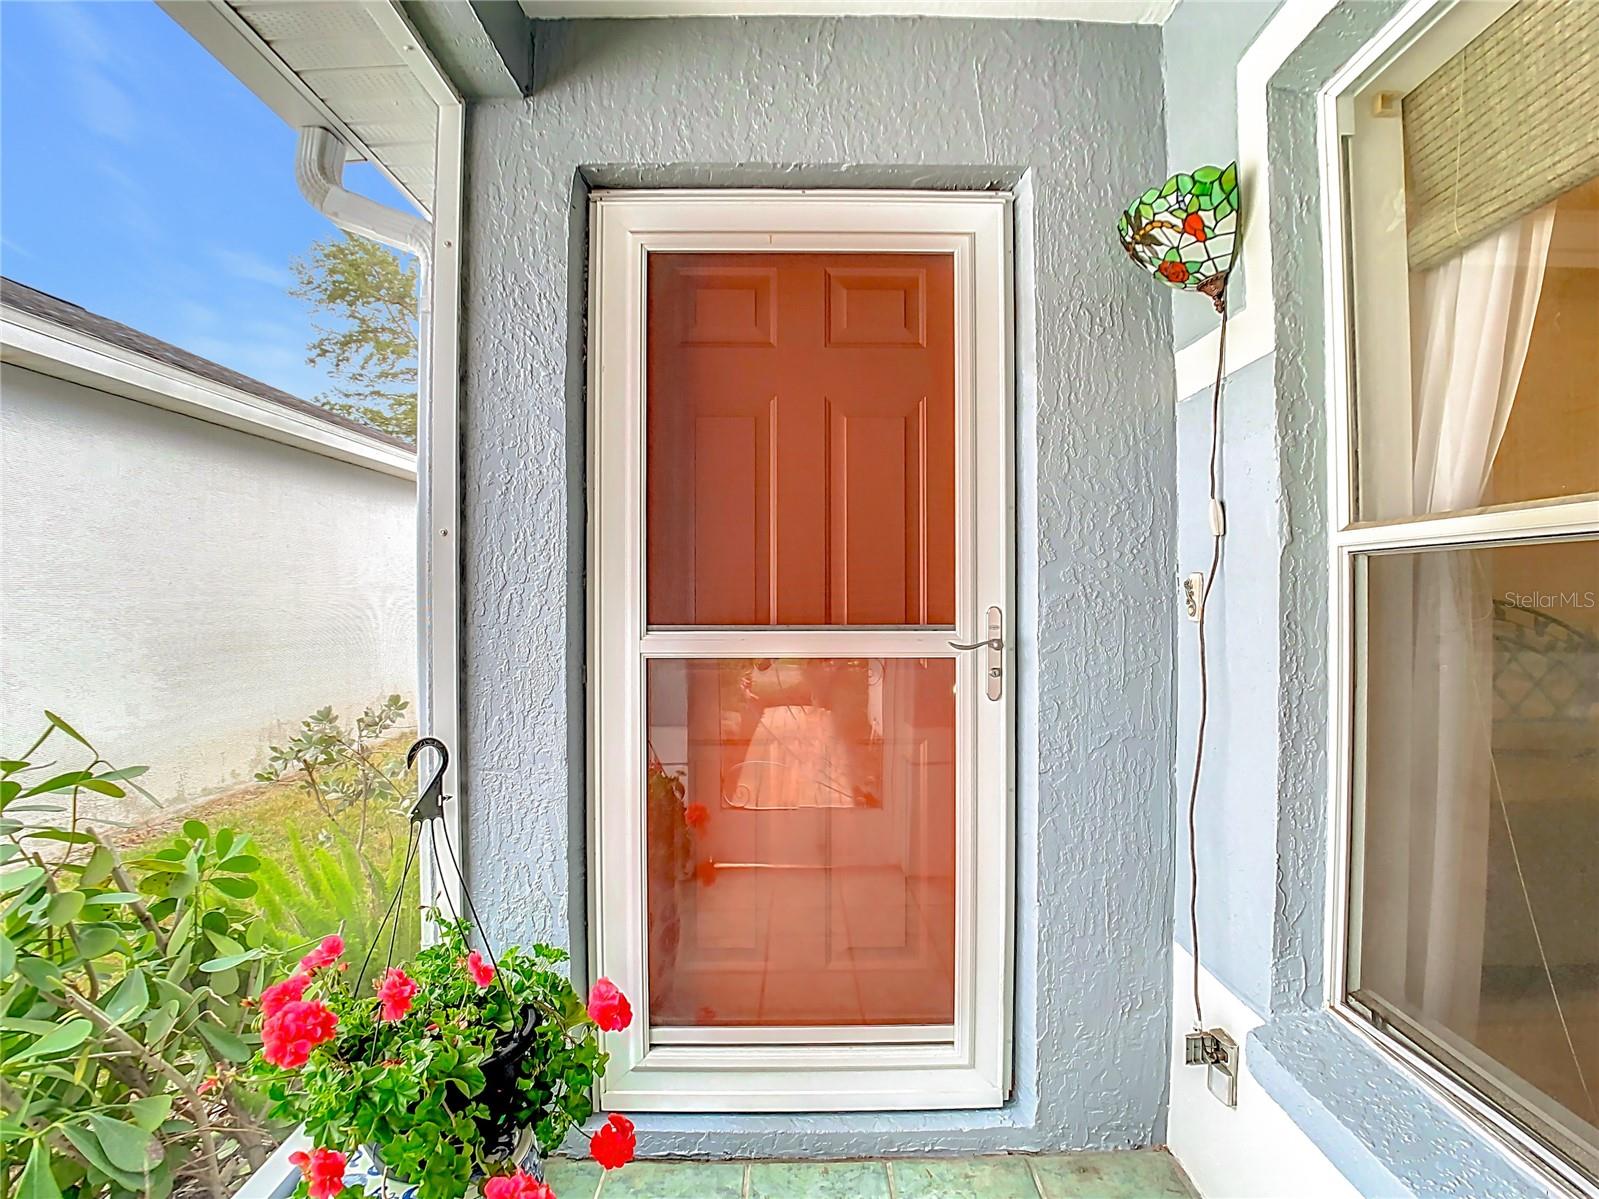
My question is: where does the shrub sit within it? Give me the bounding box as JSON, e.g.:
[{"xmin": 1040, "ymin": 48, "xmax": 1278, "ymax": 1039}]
[{"xmin": 1, "ymin": 714, "xmax": 292, "ymax": 1198}]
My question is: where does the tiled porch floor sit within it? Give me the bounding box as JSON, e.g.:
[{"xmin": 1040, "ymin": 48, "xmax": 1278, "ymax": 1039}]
[{"xmin": 543, "ymin": 1151, "xmax": 1197, "ymax": 1198}]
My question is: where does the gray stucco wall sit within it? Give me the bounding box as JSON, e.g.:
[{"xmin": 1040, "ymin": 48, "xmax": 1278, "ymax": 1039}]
[
  {"xmin": 460, "ymin": 16, "xmax": 1177, "ymax": 1156},
  {"xmin": 1171, "ymin": 1, "xmax": 1554, "ymax": 1190},
  {"xmin": 1161, "ymin": 0, "xmax": 1280, "ymax": 350}
]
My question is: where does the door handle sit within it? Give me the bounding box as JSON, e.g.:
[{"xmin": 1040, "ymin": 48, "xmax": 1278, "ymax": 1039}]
[{"xmin": 948, "ymin": 606, "xmax": 1004, "ymax": 701}]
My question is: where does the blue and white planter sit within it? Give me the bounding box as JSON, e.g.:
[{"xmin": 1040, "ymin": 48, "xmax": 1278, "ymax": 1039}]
[{"xmin": 341, "ymin": 1127, "xmax": 543, "ymax": 1198}]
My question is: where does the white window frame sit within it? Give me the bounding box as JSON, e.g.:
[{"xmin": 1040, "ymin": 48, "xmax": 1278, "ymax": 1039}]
[
  {"xmin": 1319, "ymin": 2, "xmax": 1599, "ymax": 1191},
  {"xmin": 586, "ymin": 190, "xmax": 1014, "ymax": 1114}
]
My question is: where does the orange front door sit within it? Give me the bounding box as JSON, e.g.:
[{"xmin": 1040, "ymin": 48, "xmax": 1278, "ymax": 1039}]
[{"xmin": 643, "ymin": 252, "xmax": 959, "ymax": 1027}]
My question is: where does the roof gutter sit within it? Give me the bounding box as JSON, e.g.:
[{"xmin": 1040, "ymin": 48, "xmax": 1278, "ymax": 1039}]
[{"xmin": 295, "ymin": 127, "xmax": 432, "ymax": 264}]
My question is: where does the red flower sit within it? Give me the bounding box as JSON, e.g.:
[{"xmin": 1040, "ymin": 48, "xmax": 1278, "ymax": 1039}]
[
  {"xmin": 683, "ymin": 802, "xmax": 709, "ymax": 831},
  {"xmin": 262, "ymin": 999, "xmax": 338, "ymax": 1069},
  {"xmin": 375, "ymin": 967, "xmax": 419, "ymax": 1022},
  {"xmin": 197, "ymin": 1075, "xmax": 220, "ymax": 1096},
  {"xmin": 465, "ymin": 950, "xmax": 495, "ymax": 988},
  {"xmin": 482, "ymin": 1170, "xmax": 555, "ymax": 1199},
  {"xmin": 589, "ymin": 1113, "xmax": 636, "ymax": 1170},
  {"xmin": 299, "ymin": 934, "xmax": 345, "ymax": 973},
  {"xmin": 587, "ymin": 978, "xmax": 633, "ymax": 1032},
  {"xmin": 1158, "ymin": 259, "xmax": 1190, "ymax": 284},
  {"xmin": 288, "ymin": 1147, "xmax": 348, "ymax": 1199},
  {"xmin": 259, "ymin": 973, "xmax": 309, "ymax": 1020},
  {"xmin": 1182, "ymin": 211, "xmax": 1208, "ymax": 241}
]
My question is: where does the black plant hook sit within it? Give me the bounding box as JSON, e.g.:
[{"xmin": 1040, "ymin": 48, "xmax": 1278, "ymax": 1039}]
[{"xmin": 406, "ymin": 736, "xmax": 450, "ymax": 824}]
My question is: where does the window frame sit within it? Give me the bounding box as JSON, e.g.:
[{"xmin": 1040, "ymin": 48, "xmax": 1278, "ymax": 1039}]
[{"xmin": 1320, "ymin": 1, "xmax": 1599, "ymax": 1190}]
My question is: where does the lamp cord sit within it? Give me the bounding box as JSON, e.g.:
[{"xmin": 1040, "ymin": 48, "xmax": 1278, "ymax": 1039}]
[{"xmin": 1188, "ymin": 297, "xmax": 1230, "ymax": 1030}]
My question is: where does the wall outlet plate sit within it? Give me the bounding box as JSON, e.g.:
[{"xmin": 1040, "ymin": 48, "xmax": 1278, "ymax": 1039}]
[
  {"xmin": 1181, "ymin": 573, "xmax": 1205, "ymax": 622},
  {"xmin": 1184, "ymin": 1028, "xmax": 1238, "ymax": 1107}
]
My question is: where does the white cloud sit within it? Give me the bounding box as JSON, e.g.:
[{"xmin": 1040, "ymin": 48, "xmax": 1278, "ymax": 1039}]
[
  {"xmin": 212, "ymin": 247, "xmax": 295, "ymax": 291},
  {"xmin": 36, "ymin": 2, "xmax": 140, "ymax": 145}
]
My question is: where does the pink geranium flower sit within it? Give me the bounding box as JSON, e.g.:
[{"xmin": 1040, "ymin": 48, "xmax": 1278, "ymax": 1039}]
[
  {"xmin": 465, "ymin": 950, "xmax": 495, "ymax": 988},
  {"xmin": 289, "ymin": 1147, "xmax": 347, "ymax": 1199},
  {"xmin": 299, "ymin": 934, "xmax": 345, "ymax": 973},
  {"xmin": 586, "ymin": 978, "xmax": 633, "ymax": 1032},
  {"xmin": 482, "ymin": 1170, "xmax": 554, "ymax": 1199},
  {"xmin": 375, "ymin": 967, "xmax": 419, "ymax": 1022}
]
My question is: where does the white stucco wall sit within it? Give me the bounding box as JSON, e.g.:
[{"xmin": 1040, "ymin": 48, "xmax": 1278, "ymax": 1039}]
[{"xmin": 0, "ymin": 362, "xmax": 417, "ymax": 806}]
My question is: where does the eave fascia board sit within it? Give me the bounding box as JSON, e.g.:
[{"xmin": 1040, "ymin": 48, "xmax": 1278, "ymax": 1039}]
[
  {"xmin": 156, "ymin": 0, "xmax": 431, "ymax": 216},
  {"xmin": 1, "ymin": 309, "xmax": 417, "ymax": 482},
  {"xmin": 515, "ymin": 0, "xmax": 1179, "ymax": 22}
]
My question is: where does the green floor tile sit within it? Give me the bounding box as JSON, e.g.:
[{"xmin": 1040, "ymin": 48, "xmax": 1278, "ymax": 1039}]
[
  {"xmin": 597, "ymin": 1160, "xmax": 746, "ymax": 1199},
  {"xmin": 541, "ymin": 1155, "xmax": 605, "ymax": 1198},
  {"xmin": 892, "ymin": 1157, "xmax": 1040, "ymax": 1199},
  {"xmin": 1030, "ymin": 1151, "xmax": 1196, "ymax": 1199},
  {"xmin": 750, "ymin": 1160, "xmax": 891, "ymax": 1198}
]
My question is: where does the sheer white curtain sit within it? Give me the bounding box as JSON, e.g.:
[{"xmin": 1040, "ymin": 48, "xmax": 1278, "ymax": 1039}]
[{"xmin": 1395, "ymin": 205, "xmax": 1556, "ymax": 1031}]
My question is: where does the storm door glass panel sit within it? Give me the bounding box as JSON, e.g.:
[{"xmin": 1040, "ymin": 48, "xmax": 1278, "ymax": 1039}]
[
  {"xmin": 646, "ymin": 252, "xmax": 956, "ymax": 627},
  {"xmin": 645, "ymin": 658, "xmax": 957, "ymax": 1027}
]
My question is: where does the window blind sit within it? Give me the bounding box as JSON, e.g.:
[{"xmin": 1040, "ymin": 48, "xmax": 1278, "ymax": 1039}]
[{"xmin": 1402, "ymin": 0, "xmax": 1599, "ymax": 271}]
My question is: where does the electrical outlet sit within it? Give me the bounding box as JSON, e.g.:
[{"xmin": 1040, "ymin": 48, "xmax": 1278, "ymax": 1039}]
[
  {"xmin": 1181, "ymin": 573, "xmax": 1205, "ymax": 622},
  {"xmin": 1185, "ymin": 1028, "xmax": 1238, "ymax": 1107}
]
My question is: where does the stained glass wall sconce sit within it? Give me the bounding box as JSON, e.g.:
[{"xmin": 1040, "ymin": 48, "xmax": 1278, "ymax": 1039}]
[{"xmin": 1117, "ymin": 162, "xmax": 1239, "ymax": 312}]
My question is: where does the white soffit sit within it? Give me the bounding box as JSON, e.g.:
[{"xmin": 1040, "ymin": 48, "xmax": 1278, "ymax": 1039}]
[
  {"xmin": 517, "ymin": 0, "xmax": 1179, "ymax": 22},
  {"xmin": 160, "ymin": 1, "xmax": 439, "ymax": 216}
]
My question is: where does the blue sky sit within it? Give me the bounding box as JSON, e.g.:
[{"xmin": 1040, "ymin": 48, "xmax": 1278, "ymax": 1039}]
[{"xmin": 1, "ymin": 0, "xmax": 415, "ymax": 401}]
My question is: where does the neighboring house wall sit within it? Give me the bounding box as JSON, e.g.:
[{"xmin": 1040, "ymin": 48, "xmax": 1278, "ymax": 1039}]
[
  {"xmin": 0, "ymin": 362, "xmax": 417, "ymax": 805},
  {"xmin": 461, "ymin": 16, "xmax": 1176, "ymax": 1157},
  {"xmin": 1164, "ymin": 3, "xmax": 1555, "ymax": 1195}
]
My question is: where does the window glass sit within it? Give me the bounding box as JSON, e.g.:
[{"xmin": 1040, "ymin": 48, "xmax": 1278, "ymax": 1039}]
[
  {"xmin": 1349, "ymin": 538, "xmax": 1599, "ymax": 1167},
  {"xmin": 1346, "ymin": 0, "xmax": 1599, "ymax": 521}
]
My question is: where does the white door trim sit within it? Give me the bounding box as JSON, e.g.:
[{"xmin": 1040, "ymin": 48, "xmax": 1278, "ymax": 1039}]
[{"xmin": 587, "ymin": 190, "xmax": 1014, "ymax": 1113}]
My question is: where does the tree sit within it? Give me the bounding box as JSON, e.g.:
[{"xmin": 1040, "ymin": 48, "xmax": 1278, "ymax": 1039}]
[{"xmin": 290, "ymin": 232, "xmax": 419, "ymax": 442}]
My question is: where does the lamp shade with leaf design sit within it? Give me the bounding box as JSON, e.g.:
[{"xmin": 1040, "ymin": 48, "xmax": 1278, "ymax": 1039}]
[{"xmin": 1118, "ymin": 162, "xmax": 1239, "ymax": 311}]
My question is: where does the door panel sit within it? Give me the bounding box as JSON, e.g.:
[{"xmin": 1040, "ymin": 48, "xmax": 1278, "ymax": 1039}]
[{"xmin": 647, "ymin": 252, "xmax": 955, "ymax": 628}]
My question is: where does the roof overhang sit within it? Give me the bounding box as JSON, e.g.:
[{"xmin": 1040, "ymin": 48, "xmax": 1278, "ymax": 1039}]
[
  {"xmin": 159, "ymin": 0, "xmax": 476, "ymax": 217},
  {"xmin": 516, "ymin": 0, "xmax": 1178, "ymax": 22}
]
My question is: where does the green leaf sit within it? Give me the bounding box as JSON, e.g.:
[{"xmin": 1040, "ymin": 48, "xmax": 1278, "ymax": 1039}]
[
  {"xmin": 95, "ymin": 765, "xmax": 149, "ymax": 782},
  {"xmin": 219, "ymin": 854, "xmax": 260, "ymax": 874},
  {"xmin": 25, "ymin": 829, "xmax": 95, "ymax": 844},
  {"xmin": 85, "ymin": 1114, "xmax": 159, "ymax": 1173},
  {"xmin": 80, "ymin": 846, "xmax": 115, "ymax": 886},
  {"xmin": 12, "ymin": 1018, "xmax": 92, "ymax": 1061},
  {"xmin": 44, "ymin": 710, "xmax": 92, "ymax": 748},
  {"xmin": 70, "ymin": 923, "xmax": 121, "ymax": 960},
  {"xmin": 199, "ymin": 948, "xmax": 262, "ymax": 972},
  {"xmin": 0, "ymin": 931, "xmax": 12, "ymax": 978},
  {"xmin": 0, "ymin": 863, "xmax": 45, "ymax": 894},
  {"xmin": 215, "ymin": 828, "xmax": 235, "ymax": 858},
  {"xmin": 195, "ymin": 1018, "xmax": 250, "ymax": 1063},
  {"xmin": 76, "ymin": 779, "xmax": 126, "ymax": 798},
  {"xmin": 170, "ymin": 907, "xmax": 195, "ymax": 952},
  {"xmin": 103, "ymin": 969, "xmax": 149, "ymax": 1024},
  {"xmin": 80, "ymin": 891, "xmax": 143, "ymax": 907},
  {"xmin": 17, "ymin": 1140, "xmax": 64, "ymax": 1199},
  {"xmin": 20, "ymin": 770, "xmax": 91, "ymax": 797},
  {"xmin": 210, "ymin": 875, "xmax": 258, "ymax": 899},
  {"xmin": 125, "ymin": 1095, "xmax": 172, "ymax": 1131},
  {"xmin": 59, "ymin": 1124, "xmax": 146, "ymax": 1192},
  {"xmin": 181, "ymin": 818, "xmax": 208, "ymax": 841},
  {"xmin": 46, "ymin": 890, "xmax": 86, "ymax": 926}
]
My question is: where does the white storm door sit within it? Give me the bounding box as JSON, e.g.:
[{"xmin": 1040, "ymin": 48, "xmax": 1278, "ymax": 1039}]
[{"xmin": 589, "ymin": 191, "xmax": 1012, "ymax": 1113}]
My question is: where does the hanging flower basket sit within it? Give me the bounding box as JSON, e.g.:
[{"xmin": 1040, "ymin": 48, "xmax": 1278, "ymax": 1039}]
[{"xmin": 251, "ymin": 740, "xmax": 637, "ymax": 1199}]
